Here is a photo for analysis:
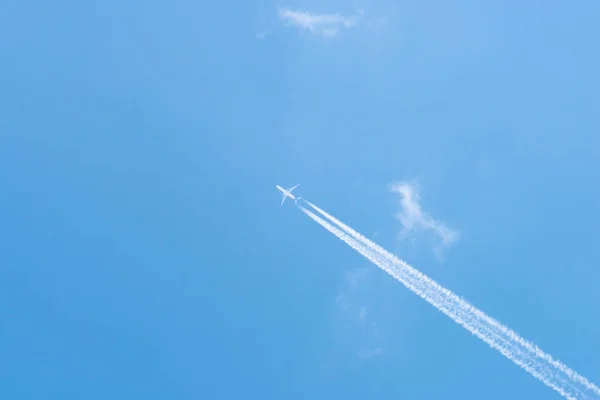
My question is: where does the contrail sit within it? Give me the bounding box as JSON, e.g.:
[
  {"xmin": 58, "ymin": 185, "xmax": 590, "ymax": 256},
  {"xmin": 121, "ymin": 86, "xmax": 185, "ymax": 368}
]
[
  {"xmin": 299, "ymin": 202, "xmax": 599, "ymax": 399},
  {"xmin": 304, "ymin": 201, "xmax": 598, "ymax": 390}
]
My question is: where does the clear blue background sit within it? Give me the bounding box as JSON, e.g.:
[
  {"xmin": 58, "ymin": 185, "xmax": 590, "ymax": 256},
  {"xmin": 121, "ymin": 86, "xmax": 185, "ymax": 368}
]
[{"xmin": 1, "ymin": 0, "xmax": 599, "ymax": 399}]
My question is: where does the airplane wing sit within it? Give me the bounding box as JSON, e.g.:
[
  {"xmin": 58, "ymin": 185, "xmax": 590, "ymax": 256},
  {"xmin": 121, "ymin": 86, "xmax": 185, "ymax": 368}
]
[
  {"xmin": 288, "ymin": 184, "xmax": 299, "ymax": 192},
  {"xmin": 281, "ymin": 195, "xmax": 287, "ymax": 205}
]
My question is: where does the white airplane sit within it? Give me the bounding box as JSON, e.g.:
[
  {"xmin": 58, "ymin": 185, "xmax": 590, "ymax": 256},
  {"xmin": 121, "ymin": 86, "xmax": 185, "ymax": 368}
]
[{"xmin": 276, "ymin": 184, "xmax": 301, "ymax": 205}]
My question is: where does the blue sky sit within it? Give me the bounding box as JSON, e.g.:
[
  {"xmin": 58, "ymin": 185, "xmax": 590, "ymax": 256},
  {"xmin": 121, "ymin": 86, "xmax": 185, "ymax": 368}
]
[{"xmin": 1, "ymin": 0, "xmax": 599, "ymax": 399}]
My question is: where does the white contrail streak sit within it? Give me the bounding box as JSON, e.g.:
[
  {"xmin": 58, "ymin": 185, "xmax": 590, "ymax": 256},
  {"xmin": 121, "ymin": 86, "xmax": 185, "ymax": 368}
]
[
  {"xmin": 299, "ymin": 202, "xmax": 599, "ymax": 399},
  {"xmin": 304, "ymin": 201, "xmax": 599, "ymax": 391}
]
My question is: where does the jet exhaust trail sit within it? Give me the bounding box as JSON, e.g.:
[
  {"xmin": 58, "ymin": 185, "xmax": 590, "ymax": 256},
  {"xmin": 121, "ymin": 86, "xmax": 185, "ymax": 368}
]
[{"xmin": 298, "ymin": 202, "xmax": 600, "ymax": 399}]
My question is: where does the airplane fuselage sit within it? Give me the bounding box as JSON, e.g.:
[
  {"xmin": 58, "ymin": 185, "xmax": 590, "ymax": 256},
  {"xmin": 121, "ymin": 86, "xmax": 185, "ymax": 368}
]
[
  {"xmin": 276, "ymin": 185, "xmax": 295, "ymax": 200},
  {"xmin": 276, "ymin": 183, "xmax": 300, "ymax": 205}
]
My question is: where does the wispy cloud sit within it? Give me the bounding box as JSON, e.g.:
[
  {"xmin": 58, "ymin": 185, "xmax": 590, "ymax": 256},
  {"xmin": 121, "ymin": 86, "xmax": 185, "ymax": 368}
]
[
  {"xmin": 389, "ymin": 181, "xmax": 459, "ymax": 257},
  {"xmin": 256, "ymin": 30, "xmax": 270, "ymax": 40},
  {"xmin": 278, "ymin": 8, "xmax": 358, "ymax": 37},
  {"xmin": 358, "ymin": 347, "xmax": 384, "ymax": 359},
  {"xmin": 334, "ymin": 268, "xmax": 385, "ymax": 359}
]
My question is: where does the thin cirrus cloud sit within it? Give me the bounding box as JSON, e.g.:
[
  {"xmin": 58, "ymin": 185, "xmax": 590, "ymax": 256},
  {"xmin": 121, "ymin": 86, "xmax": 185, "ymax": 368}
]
[
  {"xmin": 334, "ymin": 268, "xmax": 385, "ymax": 359},
  {"xmin": 277, "ymin": 8, "xmax": 358, "ymax": 37},
  {"xmin": 389, "ymin": 181, "xmax": 459, "ymax": 257}
]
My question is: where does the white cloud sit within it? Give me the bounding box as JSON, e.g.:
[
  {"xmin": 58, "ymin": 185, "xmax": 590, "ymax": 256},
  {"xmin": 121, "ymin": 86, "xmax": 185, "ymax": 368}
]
[
  {"xmin": 278, "ymin": 8, "xmax": 358, "ymax": 37},
  {"xmin": 390, "ymin": 181, "xmax": 459, "ymax": 257}
]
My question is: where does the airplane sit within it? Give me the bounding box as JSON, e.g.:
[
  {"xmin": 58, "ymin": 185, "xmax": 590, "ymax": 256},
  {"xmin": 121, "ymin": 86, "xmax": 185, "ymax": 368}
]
[{"xmin": 276, "ymin": 184, "xmax": 301, "ymax": 205}]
